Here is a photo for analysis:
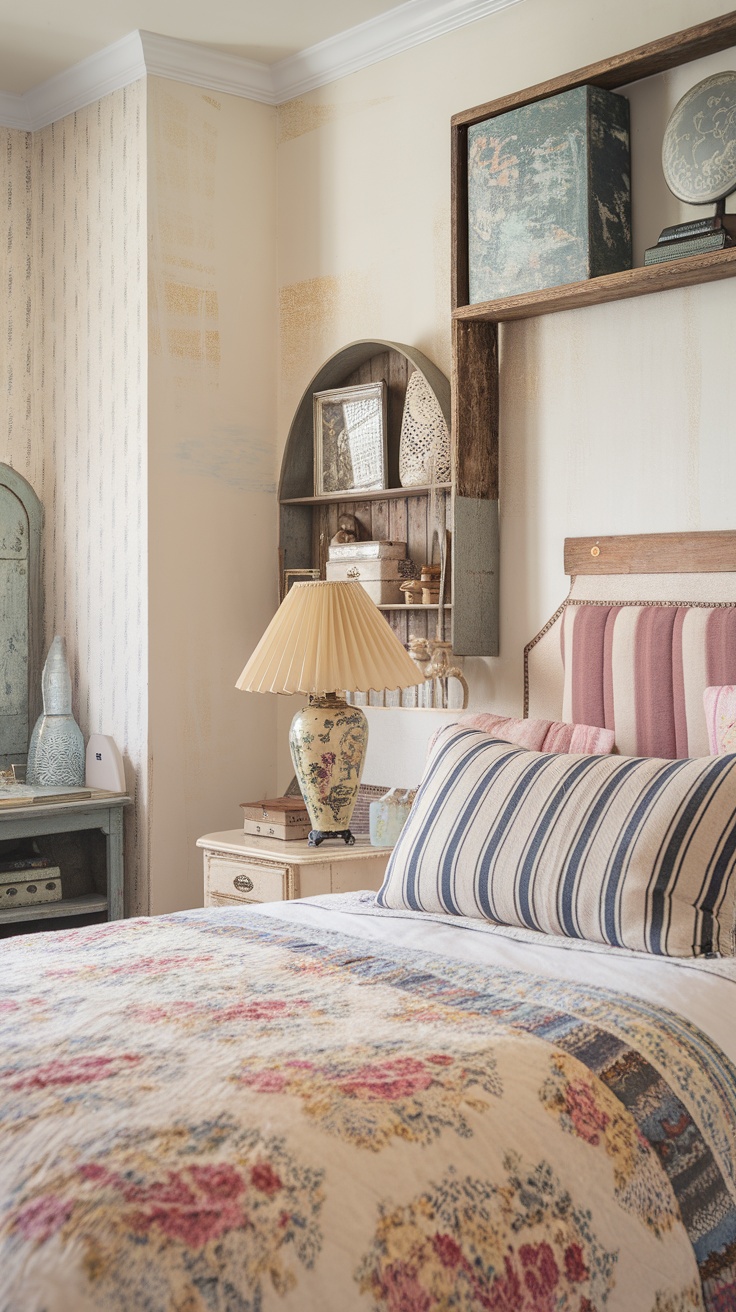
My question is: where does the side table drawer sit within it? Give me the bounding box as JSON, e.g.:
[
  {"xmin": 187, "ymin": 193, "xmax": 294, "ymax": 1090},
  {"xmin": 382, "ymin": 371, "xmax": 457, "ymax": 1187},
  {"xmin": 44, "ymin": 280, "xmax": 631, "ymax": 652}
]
[{"xmin": 205, "ymin": 855, "xmax": 288, "ymax": 904}]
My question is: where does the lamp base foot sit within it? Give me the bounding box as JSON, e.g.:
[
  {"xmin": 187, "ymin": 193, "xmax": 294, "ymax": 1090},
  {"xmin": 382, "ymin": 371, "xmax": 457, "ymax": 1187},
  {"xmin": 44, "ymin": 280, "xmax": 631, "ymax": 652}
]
[{"xmin": 308, "ymin": 829, "xmax": 356, "ymax": 848}]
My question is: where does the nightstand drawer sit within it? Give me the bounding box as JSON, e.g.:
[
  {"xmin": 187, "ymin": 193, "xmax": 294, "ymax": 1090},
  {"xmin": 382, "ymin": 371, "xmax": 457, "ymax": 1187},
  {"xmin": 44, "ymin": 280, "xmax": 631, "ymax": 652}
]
[
  {"xmin": 205, "ymin": 855, "xmax": 288, "ymax": 904},
  {"xmin": 199, "ymin": 832, "xmax": 392, "ymax": 909}
]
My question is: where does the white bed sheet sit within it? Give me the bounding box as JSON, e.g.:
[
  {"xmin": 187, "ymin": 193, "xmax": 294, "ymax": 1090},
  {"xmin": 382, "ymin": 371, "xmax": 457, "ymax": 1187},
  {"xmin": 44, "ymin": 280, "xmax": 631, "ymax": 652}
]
[{"xmin": 249, "ymin": 890, "xmax": 736, "ymax": 1064}]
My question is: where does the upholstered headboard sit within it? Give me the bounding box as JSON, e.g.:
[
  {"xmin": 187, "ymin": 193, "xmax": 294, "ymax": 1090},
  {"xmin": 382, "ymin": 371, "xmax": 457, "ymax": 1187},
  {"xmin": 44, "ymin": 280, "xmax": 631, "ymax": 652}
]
[{"xmin": 525, "ymin": 532, "xmax": 736, "ymax": 759}]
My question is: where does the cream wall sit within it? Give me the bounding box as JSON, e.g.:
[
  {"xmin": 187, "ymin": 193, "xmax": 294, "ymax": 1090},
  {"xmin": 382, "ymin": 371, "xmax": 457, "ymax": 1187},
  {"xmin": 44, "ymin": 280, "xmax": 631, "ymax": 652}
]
[
  {"xmin": 275, "ymin": 0, "xmax": 736, "ymax": 783},
  {"xmin": 0, "ymin": 88, "xmax": 150, "ymax": 915},
  {"xmin": 147, "ymin": 78, "xmax": 278, "ymax": 914}
]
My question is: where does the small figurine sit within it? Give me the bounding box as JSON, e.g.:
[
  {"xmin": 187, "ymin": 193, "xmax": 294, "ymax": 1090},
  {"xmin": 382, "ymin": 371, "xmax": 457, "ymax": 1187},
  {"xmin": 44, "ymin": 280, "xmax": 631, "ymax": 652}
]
[{"xmin": 331, "ymin": 513, "xmax": 361, "ymax": 545}]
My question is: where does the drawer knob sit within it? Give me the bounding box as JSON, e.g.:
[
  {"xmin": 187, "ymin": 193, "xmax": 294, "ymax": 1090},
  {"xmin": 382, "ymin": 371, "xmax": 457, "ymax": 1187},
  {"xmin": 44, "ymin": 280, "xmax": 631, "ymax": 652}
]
[
  {"xmin": 234, "ymin": 874, "xmax": 254, "ymax": 893},
  {"xmin": 346, "ymin": 566, "xmax": 360, "ymax": 579}
]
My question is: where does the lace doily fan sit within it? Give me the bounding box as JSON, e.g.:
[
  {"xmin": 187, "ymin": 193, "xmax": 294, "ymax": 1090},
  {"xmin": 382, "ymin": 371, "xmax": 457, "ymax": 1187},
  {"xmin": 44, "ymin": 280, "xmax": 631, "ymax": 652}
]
[{"xmin": 399, "ymin": 371, "xmax": 450, "ymax": 487}]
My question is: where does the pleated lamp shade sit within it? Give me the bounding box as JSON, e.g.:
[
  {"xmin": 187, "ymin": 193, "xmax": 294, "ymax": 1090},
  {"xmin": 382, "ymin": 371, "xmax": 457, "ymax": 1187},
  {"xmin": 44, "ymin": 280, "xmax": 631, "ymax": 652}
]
[{"xmin": 236, "ymin": 580, "xmax": 423, "ymax": 696}]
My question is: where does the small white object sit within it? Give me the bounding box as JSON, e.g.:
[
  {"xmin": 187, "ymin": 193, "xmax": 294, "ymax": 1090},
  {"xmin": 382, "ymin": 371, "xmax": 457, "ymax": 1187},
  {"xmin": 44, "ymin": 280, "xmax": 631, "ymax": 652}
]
[{"xmin": 85, "ymin": 735, "xmax": 126, "ymax": 792}]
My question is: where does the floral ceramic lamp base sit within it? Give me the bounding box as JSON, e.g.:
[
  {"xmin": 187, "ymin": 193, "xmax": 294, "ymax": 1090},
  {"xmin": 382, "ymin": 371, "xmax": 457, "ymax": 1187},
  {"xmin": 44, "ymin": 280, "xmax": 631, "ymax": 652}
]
[{"xmin": 288, "ymin": 694, "xmax": 368, "ymax": 846}]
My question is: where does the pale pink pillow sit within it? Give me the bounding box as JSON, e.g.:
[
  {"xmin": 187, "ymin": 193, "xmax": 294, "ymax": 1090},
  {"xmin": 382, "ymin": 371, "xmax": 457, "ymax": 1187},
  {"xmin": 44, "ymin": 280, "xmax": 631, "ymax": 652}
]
[
  {"xmin": 445, "ymin": 712, "xmax": 615, "ymax": 756},
  {"xmin": 704, "ymin": 686, "xmax": 736, "ymax": 754}
]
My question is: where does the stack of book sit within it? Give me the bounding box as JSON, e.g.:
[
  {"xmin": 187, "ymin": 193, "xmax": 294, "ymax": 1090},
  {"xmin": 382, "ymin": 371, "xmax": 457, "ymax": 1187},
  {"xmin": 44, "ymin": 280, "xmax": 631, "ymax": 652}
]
[
  {"xmin": 241, "ymin": 797, "xmax": 311, "ymax": 841},
  {"xmin": 0, "ymin": 855, "xmax": 62, "ymax": 909},
  {"xmin": 644, "ymin": 216, "xmax": 735, "ymax": 265}
]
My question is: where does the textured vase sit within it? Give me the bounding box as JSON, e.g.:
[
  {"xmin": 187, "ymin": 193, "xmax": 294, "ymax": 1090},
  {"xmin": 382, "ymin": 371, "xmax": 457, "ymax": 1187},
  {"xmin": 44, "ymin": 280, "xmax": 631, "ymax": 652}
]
[
  {"xmin": 26, "ymin": 636, "xmax": 85, "ymax": 787},
  {"xmin": 398, "ymin": 370, "xmax": 451, "ymax": 487},
  {"xmin": 288, "ymin": 695, "xmax": 368, "ymax": 844}
]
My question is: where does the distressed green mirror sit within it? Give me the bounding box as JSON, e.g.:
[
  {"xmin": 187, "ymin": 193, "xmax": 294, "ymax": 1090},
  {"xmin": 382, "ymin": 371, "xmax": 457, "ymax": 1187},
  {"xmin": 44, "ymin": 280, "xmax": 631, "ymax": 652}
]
[{"xmin": 0, "ymin": 465, "xmax": 43, "ymax": 769}]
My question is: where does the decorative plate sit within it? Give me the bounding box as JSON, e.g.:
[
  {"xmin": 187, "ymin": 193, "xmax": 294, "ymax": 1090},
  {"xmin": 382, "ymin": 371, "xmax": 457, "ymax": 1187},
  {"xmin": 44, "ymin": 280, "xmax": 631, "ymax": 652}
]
[{"xmin": 662, "ymin": 70, "xmax": 736, "ymax": 205}]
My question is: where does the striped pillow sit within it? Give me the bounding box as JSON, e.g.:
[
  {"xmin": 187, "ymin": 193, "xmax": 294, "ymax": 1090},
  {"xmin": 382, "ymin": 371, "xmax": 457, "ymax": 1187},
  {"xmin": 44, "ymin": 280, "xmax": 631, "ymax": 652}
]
[{"xmin": 376, "ymin": 725, "xmax": 736, "ymax": 957}]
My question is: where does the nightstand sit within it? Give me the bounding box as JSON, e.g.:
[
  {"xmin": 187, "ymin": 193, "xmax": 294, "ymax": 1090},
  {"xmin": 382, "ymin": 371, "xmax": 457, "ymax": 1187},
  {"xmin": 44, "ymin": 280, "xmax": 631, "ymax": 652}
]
[{"xmin": 197, "ymin": 831, "xmax": 392, "ymax": 907}]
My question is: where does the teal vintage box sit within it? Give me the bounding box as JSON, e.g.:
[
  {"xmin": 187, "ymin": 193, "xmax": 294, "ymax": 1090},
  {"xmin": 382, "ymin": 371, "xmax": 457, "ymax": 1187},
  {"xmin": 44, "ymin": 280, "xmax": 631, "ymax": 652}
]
[{"xmin": 467, "ymin": 85, "xmax": 631, "ymax": 303}]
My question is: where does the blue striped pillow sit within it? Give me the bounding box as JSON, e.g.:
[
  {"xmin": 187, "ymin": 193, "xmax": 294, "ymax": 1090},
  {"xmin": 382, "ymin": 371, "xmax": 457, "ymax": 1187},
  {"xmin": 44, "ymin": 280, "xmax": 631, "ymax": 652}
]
[{"xmin": 376, "ymin": 725, "xmax": 736, "ymax": 957}]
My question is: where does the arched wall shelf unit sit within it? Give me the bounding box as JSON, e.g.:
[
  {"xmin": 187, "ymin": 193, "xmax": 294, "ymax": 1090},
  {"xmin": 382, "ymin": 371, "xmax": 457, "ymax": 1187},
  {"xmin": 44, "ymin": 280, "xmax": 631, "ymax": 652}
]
[{"xmin": 279, "ymin": 339, "xmax": 498, "ymax": 658}]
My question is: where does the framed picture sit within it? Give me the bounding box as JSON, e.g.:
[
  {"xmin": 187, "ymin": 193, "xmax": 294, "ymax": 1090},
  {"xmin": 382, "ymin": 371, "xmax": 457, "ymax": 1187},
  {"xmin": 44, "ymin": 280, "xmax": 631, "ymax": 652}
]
[
  {"xmin": 313, "ymin": 382, "xmax": 387, "ymax": 497},
  {"xmin": 281, "ymin": 568, "xmax": 320, "ymax": 602}
]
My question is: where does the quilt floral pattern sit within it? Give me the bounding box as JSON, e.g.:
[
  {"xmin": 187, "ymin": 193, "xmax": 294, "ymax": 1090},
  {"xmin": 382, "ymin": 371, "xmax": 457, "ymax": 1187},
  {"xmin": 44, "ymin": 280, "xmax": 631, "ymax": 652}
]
[{"xmin": 1, "ymin": 907, "xmax": 736, "ymax": 1312}]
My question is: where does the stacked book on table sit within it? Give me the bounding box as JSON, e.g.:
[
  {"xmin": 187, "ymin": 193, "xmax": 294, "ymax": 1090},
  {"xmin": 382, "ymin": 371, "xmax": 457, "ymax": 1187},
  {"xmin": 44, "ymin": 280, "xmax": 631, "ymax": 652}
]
[
  {"xmin": 0, "ymin": 855, "xmax": 62, "ymax": 908},
  {"xmin": 644, "ymin": 216, "xmax": 735, "ymax": 265},
  {"xmin": 240, "ymin": 797, "xmax": 311, "ymax": 841}
]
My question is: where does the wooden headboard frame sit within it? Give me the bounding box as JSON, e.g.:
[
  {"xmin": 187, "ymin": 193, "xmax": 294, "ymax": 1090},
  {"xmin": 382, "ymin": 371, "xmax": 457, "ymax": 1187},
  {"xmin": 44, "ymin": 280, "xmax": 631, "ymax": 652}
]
[
  {"xmin": 524, "ymin": 530, "xmax": 736, "ymax": 721},
  {"xmin": 564, "ymin": 531, "xmax": 736, "ymax": 576}
]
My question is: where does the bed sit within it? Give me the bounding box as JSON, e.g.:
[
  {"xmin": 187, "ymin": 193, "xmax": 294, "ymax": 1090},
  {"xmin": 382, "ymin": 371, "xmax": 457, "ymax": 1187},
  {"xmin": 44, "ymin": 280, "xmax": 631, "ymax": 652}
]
[{"xmin": 3, "ymin": 531, "xmax": 736, "ymax": 1312}]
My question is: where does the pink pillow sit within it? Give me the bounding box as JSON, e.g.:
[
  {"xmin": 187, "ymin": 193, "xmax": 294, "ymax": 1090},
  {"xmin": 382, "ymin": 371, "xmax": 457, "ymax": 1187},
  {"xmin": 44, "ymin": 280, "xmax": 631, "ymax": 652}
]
[
  {"xmin": 448, "ymin": 712, "xmax": 615, "ymax": 755},
  {"xmin": 704, "ymin": 686, "xmax": 736, "ymax": 754}
]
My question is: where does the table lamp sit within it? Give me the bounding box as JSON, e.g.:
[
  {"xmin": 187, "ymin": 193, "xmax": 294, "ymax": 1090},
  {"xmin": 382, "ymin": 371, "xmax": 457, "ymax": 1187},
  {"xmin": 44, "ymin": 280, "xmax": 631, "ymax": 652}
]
[{"xmin": 236, "ymin": 580, "xmax": 423, "ymax": 846}]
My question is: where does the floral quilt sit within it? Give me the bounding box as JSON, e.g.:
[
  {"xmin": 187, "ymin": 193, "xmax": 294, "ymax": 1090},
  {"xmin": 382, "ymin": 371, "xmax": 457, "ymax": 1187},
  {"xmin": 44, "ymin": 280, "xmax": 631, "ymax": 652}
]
[{"xmin": 2, "ymin": 907, "xmax": 736, "ymax": 1312}]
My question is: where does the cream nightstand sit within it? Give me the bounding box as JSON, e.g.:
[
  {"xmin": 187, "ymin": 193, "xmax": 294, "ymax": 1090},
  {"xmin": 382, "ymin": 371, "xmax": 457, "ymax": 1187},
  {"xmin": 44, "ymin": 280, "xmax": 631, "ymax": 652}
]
[{"xmin": 197, "ymin": 831, "xmax": 392, "ymax": 908}]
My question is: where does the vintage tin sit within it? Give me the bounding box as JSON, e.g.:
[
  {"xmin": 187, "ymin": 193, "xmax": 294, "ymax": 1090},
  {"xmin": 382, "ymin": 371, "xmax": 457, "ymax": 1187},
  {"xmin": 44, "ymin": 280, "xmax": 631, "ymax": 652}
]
[
  {"xmin": 327, "ymin": 540, "xmax": 407, "ymax": 562},
  {"xmin": 0, "ymin": 866, "xmax": 62, "ymax": 908},
  {"xmin": 326, "ymin": 560, "xmax": 414, "ymax": 583},
  {"xmin": 468, "ymin": 84, "xmax": 631, "ymax": 302}
]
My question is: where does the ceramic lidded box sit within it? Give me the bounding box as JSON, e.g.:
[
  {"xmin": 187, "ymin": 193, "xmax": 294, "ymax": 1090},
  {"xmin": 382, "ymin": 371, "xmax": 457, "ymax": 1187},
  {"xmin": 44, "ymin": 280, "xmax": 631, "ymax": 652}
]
[{"xmin": 467, "ymin": 84, "xmax": 631, "ymax": 303}]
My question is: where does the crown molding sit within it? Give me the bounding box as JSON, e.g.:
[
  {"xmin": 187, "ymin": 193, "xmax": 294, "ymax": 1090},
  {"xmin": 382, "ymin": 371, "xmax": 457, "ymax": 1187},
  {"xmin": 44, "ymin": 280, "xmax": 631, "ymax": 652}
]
[
  {"xmin": 0, "ymin": 0, "xmax": 524, "ymax": 130},
  {"xmin": 8, "ymin": 32, "xmax": 146, "ymax": 131},
  {"xmin": 270, "ymin": 0, "xmax": 523, "ymax": 101},
  {"xmin": 0, "ymin": 92, "xmax": 31, "ymax": 131},
  {"xmin": 139, "ymin": 31, "xmax": 274, "ymax": 104}
]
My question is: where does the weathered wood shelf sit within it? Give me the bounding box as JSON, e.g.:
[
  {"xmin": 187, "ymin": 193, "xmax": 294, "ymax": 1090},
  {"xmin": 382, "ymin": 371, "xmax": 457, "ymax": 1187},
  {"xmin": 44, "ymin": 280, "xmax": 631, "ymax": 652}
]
[
  {"xmin": 281, "ymin": 483, "xmax": 451, "ymax": 506},
  {"xmin": 454, "ymin": 248, "xmax": 736, "ymax": 324},
  {"xmin": 278, "ymin": 338, "xmax": 480, "ymax": 667},
  {"xmin": 450, "ymin": 13, "xmax": 736, "ymax": 660},
  {"xmin": 0, "ymin": 892, "xmax": 108, "ymax": 925},
  {"xmin": 377, "ymin": 603, "xmax": 453, "ymax": 611},
  {"xmin": 452, "ymin": 13, "xmax": 736, "ymax": 132}
]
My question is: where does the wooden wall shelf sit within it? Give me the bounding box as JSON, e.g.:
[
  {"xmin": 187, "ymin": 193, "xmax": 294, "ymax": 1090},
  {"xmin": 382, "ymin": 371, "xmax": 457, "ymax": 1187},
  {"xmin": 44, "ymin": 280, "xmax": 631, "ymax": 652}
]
[
  {"xmin": 278, "ymin": 338, "xmax": 494, "ymax": 660},
  {"xmin": 378, "ymin": 603, "xmax": 453, "ymax": 612},
  {"xmin": 453, "ymin": 247, "xmax": 736, "ymax": 324},
  {"xmin": 451, "ymin": 12, "xmax": 736, "ymax": 312},
  {"xmin": 450, "ymin": 13, "xmax": 736, "ymax": 660},
  {"xmin": 281, "ymin": 483, "xmax": 451, "ymax": 507}
]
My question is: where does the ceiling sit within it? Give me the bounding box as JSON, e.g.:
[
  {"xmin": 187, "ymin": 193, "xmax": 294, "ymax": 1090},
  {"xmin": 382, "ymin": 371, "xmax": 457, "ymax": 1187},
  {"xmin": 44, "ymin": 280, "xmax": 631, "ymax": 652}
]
[{"xmin": 0, "ymin": 0, "xmax": 409, "ymax": 95}]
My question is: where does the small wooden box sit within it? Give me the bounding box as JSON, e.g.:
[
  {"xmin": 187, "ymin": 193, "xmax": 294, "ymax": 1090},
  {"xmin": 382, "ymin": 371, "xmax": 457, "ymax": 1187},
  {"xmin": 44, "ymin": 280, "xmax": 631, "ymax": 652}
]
[
  {"xmin": 0, "ymin": 867, "xmax": 62, "ymax": 908},
  {"xmin": 467, "ymin": 84, "xmax": 631, "ymax": 302}
]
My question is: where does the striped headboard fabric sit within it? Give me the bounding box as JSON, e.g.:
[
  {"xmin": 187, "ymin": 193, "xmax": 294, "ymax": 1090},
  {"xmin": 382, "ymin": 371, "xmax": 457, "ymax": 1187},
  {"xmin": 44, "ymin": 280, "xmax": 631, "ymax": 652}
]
[
  {"xmin": 561, "ymin": 604, "xmax": 736, "ymax": 759},
  {"xmin": 525, "ymin": 556, "xmax": 736, "ymax": 759}
]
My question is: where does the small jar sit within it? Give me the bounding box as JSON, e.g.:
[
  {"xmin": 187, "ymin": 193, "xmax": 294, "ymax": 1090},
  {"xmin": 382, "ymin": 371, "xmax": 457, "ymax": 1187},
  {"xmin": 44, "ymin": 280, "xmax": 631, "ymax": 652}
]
[{"xmin": 369, "ymin": 787, "xmax": 417, "ymax": 848}]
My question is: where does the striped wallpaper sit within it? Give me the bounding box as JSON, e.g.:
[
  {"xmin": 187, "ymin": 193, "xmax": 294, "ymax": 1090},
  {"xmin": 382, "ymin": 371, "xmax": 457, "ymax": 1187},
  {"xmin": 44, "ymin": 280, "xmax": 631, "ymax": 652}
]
[
  {"xmin": 0, "ymin": 129, "xmax": 33, "ymax": 478},
  {"xmin": 0, "ymin": 85, "xmax": 149, "ymax": 915}
]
